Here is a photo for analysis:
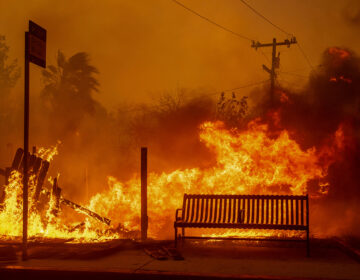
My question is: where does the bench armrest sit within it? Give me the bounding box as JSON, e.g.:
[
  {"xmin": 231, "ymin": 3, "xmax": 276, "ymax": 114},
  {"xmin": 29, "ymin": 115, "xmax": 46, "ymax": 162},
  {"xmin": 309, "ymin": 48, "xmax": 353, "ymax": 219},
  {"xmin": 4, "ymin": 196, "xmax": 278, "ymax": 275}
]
[{"xmin": 175, "ymin": 208, "xmax": 183, "ymax": 221}]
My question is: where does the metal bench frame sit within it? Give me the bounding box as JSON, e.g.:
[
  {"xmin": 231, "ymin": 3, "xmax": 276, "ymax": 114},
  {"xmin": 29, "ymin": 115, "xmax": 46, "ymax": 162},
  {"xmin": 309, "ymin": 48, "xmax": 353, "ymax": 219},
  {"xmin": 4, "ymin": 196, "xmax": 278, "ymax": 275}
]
[{"xmin": 174, "ymin": 194, "xmax": 310, "ymax": 256}]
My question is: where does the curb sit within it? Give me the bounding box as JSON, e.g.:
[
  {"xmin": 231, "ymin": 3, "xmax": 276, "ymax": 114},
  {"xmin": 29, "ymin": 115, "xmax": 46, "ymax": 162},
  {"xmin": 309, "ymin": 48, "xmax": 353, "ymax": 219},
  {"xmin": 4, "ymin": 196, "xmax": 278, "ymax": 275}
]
[{"xmin": 0, "ymin": 265, "xmax": 348, "ymax": 280}]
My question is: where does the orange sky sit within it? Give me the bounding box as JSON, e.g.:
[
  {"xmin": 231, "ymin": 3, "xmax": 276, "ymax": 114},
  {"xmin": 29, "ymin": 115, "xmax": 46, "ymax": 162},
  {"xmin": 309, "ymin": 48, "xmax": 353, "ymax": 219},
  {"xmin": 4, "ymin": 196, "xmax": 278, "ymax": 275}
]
[{"xmin": 1, "ymin": 0, "xmax": 360, "ymax": 110}]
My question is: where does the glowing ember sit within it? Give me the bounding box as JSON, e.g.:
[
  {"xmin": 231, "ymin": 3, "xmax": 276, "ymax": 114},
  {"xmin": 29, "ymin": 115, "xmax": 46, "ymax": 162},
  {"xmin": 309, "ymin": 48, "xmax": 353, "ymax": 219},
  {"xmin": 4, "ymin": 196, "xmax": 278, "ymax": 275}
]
[{"xmin": 329, "ymin": 76, "xmax": 352, "ymax": 84}]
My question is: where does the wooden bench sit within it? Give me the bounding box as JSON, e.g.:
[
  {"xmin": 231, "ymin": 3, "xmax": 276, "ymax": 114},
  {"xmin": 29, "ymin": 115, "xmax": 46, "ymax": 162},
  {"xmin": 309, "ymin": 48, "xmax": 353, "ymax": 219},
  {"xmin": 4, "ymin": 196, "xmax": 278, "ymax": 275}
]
[{"xmin": 174, "ymin": 194, "xmax": 310, "ymax": 256}]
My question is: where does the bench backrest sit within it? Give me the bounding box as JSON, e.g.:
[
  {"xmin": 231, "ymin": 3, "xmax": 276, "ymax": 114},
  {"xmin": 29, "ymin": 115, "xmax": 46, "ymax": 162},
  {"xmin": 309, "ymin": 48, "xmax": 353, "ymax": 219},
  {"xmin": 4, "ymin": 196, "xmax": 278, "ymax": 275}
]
[{"xmin": 181, "ymin": 194, "xmax": 308, "ymax": 228}]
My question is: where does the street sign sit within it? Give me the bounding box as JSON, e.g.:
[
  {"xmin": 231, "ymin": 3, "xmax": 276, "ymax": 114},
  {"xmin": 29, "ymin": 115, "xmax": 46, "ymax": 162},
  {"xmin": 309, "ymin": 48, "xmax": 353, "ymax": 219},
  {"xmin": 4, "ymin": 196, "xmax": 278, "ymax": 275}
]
[{"xmin": 28, "ymin": 20, "xmax": 46, "ymax": 68}]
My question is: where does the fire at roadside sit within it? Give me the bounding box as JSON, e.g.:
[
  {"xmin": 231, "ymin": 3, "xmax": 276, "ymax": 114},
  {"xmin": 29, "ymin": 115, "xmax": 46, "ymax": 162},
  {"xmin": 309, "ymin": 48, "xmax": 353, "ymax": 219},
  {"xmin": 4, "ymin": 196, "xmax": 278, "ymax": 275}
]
[{"xmin": 0, "ymin": 46, "xmax": 359, "ymax": 242}]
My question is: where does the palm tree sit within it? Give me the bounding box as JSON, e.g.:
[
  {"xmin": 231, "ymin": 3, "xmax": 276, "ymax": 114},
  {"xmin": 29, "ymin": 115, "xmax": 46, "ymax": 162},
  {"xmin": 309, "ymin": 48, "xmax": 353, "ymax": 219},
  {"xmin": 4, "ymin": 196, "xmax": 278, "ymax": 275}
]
[
  {"xmin": 0, "ymin": 35, "xmax": 20, "ymax": 114},
  {"xmin": 0, "ymin": 35, "xmax": 20, "ymax": 92},
  {"xmin": 41, "ymin": 51, "xmax": 100, "ymax": 135}
]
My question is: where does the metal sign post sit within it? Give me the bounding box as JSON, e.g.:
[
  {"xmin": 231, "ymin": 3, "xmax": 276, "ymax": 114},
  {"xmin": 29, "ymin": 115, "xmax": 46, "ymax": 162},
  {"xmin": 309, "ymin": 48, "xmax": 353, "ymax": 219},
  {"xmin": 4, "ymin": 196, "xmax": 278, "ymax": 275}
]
[
  {"xmin": 23, "ymin": 20, "xmax": 46, "ymax": 261},
  {"xmin": 141, "ymin": 147, "xmax": 148, "ymax": 241}
]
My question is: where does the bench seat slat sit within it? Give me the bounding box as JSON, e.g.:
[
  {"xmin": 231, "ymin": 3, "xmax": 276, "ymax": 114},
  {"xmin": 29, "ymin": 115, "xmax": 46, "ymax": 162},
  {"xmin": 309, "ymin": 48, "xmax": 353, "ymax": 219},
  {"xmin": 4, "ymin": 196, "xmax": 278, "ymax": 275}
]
[
  {"xmin": 232, "ymin": 198, "xmax": 236, "ymax": 223},
  {"xmin": 218, "ymin": 198, "xmax": 226, "ymax": 223},
  {"xmin": 194, "ymin": 197, "xmax": 200, "ymax": 222},
  {"xmin": 213, "ymin": 198, "xmax": 218, "ymax": 223},
  {"xmin": 182, "ymin": 194, "xmax": 186, "ymax": 221},
  {"xmin": 225, "ymin": 198, "xmax": 229, "ymax": 223},
  {"xmin": 237, "ymin": 198, "xmax": 242, "ymax": 223},
  {"xmin": 251, "ymin": 198, "xmax": 254, "ymax": 224},
  {"xmin": 260, "ymin": 198, "xmax": 264, "ymax": 224},
  {"xmin": 291, "ymin": 199, "xmax": 294, "ymax": 225},
  {"xmin": 199, "ymin": 197, "xmax": 204, "ymax": 223},
  {"xmin": 286, "ymin": 198, "xmax": 289, "ymax": 225},
  {"xmin": 280, "ymin": 198, "xmax": 284, "ymax": 225},
  {"xmin": 189, "ymin": 196, "xmax": 195, "ymax": 222},
  {"xmin": 296, "ymin": 198, "xmax": 299, "ymax": 226},
  {"xmin": 209, "ymin": 198, "xmax": 213, "ymax": 223},
  {"xmin": 185, "ymin": 195, "xmax": 191, "ymax": 222},
  {"xmin": 228, "ymin": 198, "xmax": 233, "ymax": 223},
  {"xmin": 275, "ymin": 198, "xmax": 278, "ymax": 225},
  {"xmin": 245, "ymin": 198, "xmax": 249, "ymax": 224},
  {"xmin": 174, "ymin": 221, "xmax": 307, "ymax": 231},
  {"xmin": 301, "ymin": 198, "xmax": 304, "ymax": 226},
  {"xmin": 256, "ymin": 198, "xmax": 259, "ymax": 224},
  {"xmin": 204, "ymin": 197, "xmax": 209, "ymax": 223},
  {"xmin": 270, "ymin": 198, "xmax": 273, "ymax": 224}
]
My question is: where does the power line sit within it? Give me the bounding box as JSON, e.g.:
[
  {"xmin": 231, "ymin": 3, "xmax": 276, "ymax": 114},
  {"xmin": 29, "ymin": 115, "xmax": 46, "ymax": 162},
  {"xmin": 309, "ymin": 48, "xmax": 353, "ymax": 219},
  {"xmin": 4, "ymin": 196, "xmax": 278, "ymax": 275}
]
[
  {"xmin": 278, "ymin": 78, "xmax": 304, "ymax": 88},
  {"xmin": 171, "ymin": 0, "xmax": 253, "ymax": 41},
  {"xmin": 297, "ymin": 43, "xmax": 314, "ymax": 70},
  {"xmin": 239, "ymin": 0, "xmax": 292, "ymax": 37},
  {"xmin": 239, "ymin": 0, "xmax": 314, "ymax": 71},
  {"xmin": 259, "ymin": 49, "xmax": 271, "ymax": 63},
  {"xmin": 279, "ymin": 71, "xmax": 308, "ymax": 79},
  {"xmin": 170, "ymin": 1, "xmax": 276, "ymax": 66},
  {"xmin": 202, "ymin": 79, "xmax": 269, "ymax": 97}
]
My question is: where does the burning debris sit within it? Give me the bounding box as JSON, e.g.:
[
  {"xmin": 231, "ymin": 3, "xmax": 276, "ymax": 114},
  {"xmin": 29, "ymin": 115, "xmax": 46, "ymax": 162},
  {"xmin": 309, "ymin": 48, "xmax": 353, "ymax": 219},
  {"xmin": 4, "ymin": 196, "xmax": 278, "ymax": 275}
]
[{"xmin": 0, "ymin": 147, "xmax": 114, "ymax": 242}]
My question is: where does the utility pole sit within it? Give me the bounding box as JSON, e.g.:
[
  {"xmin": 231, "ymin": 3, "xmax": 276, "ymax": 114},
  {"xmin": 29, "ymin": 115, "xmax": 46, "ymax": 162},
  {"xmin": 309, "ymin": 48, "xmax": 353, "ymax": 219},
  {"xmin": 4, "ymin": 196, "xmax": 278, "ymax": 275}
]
[{"xmin": 251, "ymin": 37, "xmax": 297, "ymax": 105}]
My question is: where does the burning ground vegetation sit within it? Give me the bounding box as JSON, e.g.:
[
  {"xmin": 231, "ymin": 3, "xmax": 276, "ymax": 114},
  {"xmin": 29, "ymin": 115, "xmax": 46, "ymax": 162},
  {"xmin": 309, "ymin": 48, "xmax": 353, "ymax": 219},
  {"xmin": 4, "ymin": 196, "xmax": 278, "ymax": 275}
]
[{"xmin": 0, "ymin": 46, "xmax": 360, "ymax": 242}]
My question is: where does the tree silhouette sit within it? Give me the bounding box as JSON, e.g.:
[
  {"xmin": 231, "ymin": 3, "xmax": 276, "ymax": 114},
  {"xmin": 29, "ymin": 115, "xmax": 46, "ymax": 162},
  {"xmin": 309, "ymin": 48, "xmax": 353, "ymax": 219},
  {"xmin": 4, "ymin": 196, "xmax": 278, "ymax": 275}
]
[
  {"xmin": 41, "ymin": 51, "xmax": 100, "ymax": 136},
  {"xmin": 0, "ymin": 36, "xmax": 20, "ymax": 91},
  {"xmin": 0, "ymin": 35, "xmax": 20, "ymax": 116},
  {"xmin": 0, "ymin": 35, "xmax": 21, "ymax": 160},
  {"xmin": 216, "ymin": 92, "xmax": 248, "ymax": 127}
]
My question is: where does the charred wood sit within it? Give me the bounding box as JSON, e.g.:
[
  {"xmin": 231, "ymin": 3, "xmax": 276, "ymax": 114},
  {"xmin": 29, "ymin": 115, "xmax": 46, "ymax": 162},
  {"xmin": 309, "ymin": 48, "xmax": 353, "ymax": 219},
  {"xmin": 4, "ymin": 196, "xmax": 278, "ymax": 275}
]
[
  {"xmin": 60, "ymin": 198, "xmax": 111, "ymax": 226},
  {"xmin": 34, "ymin": 160, "xmax": 49, "ymax": 201},
  {"xmin": 51, "ymin": 178, "xmax": 61, "ymax": 216},
  {"xmin": 68, "ymin": 222, "xmax": 85, "ymax": 232},
  {"xmin": 11, "ymin": 148, "xmax": 23, "ymax": 170}
]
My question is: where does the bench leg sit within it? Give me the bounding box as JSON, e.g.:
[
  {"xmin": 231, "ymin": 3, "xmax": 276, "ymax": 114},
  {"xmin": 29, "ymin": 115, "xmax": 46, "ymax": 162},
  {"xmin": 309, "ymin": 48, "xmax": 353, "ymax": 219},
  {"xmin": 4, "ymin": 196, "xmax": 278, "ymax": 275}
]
[
  {"xmin": 175, "ymin": 227, "xmax": 178, "ymax": 248},
  {"xmin": 306, "ymin": 228, "xmax": 310, "ymax": 257}
]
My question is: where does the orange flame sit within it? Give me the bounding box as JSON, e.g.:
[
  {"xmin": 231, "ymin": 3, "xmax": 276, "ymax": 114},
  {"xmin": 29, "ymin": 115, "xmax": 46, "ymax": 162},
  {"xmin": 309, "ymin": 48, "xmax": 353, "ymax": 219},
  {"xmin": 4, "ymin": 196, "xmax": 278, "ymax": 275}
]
[
  {"xmin": 0, "ymin": 119, "xmax": 344, "ymax": 240},
  {"xmin": 37, "ymin": 141, "xmax": 61, "ymax": 162},
  {"xmin": 89, "ymin": 120, "xmax": 344, "ymax": 238}
]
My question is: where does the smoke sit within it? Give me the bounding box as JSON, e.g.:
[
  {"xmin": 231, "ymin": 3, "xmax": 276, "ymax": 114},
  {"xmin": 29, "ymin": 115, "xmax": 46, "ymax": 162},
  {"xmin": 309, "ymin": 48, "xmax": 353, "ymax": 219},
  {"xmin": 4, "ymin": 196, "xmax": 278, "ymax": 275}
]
[
  {"xmin": 0, "ymin": 47, "xmax": 219, "ymax": 202},
  {"xmin": 2, "ymin": 42, "xmax": 360, "ymax": 238},
  {"xmin": 343, "ymin": 0, "xmax": 360, "ymax": 27},
  {"xmin": 253, "ymin": 46, "xmax": 360, "ymax": 236},
  {"xmin": 127, "ymin": 90, "xmax": 217, "ymax": 173}
]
